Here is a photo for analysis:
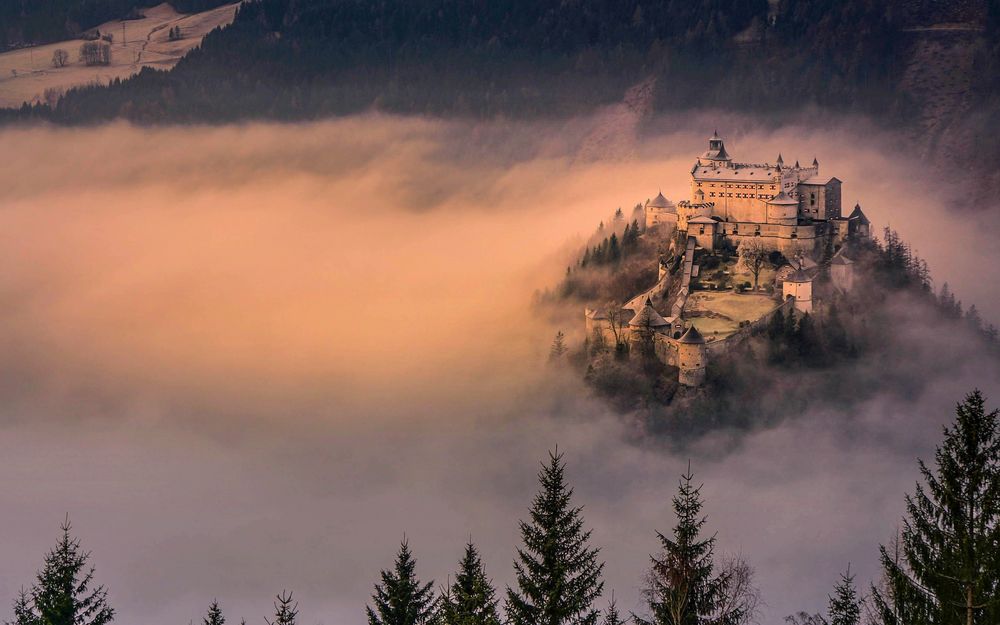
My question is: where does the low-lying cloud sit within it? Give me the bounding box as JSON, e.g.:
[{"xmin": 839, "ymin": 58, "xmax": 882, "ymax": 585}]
[{"xmin": 0, "ymin": 113, "xmax": 998, "ymax": 625}]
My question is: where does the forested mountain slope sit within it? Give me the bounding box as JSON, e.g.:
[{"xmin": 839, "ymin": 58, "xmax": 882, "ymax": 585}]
[{"xmin": 7, "ymin": 0, "xmax": 1000, "ymax": 192}]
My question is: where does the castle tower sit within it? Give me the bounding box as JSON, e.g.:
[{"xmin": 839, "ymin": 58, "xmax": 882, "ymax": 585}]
[
  {"xmin": 644, "ymin": 191, "xmax": 678, "ymax": 231},
  {"xmin": 847, "ymin": 203, "xmax": 871, "ymax": 238},
  {"xmin": 783, "ymin": 268, "xmax": 813, "ymax": 313},
  {"xmin": 676, "ymin": 325, "xmax": 707, "ymax": 386},
  {"xmin": 628, "ymin": 298, "xmax": 669, "ymax": 355},
  {"xmin": 766, "ymin": 190, "xmax": 798, "ymax": 226},
  {"xmin": 697, "ymin": 131, "xmax": 732, "ymax": 168}
]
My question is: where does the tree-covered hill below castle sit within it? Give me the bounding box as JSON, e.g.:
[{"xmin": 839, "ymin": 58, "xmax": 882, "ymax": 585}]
[{"xmin": 537, "ymin": 209, "xmax": 1000, "ymax": 445}]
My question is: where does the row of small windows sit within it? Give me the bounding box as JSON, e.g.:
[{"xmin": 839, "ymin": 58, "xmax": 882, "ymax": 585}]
[
  {"xmin": 698, "ymin": 182, "xmax": 778, "ymax": 191},
  {"xmin": 707, "ymin": 192, "xmax": 776, "ymax": 199}
]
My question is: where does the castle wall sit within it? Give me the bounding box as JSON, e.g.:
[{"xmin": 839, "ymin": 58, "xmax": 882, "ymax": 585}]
[
  {"xmin": 646, "ymin": 208, "xmax": 678, "ymax": 232},
  {"xmin": 714, "ymin": 222, "xmax": 822, "ymax": 254}
]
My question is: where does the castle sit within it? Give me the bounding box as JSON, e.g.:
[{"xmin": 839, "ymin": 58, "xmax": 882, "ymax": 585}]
[
  {"xmin": 645, "ymin": 132, "xmax": 870, "ymax": 253},
  {"xmin": 585, "ymin": 133, "xmax": 870, "ymax": 388}
]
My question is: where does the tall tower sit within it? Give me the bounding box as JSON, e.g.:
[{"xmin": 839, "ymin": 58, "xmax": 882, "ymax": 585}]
[{"xmin": 676, "ymin": 325, "xmax": 707, "ymax": 386}]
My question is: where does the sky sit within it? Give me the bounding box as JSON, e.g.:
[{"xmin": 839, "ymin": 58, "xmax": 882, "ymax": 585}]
[{"xmin": 0, "ymin": 112, "xmax": 999, "ymax": 625}]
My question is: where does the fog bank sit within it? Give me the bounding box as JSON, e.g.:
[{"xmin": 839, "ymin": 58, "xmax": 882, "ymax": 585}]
[{"xmin": 0, "ymin": 114, "xmax": 998, "ymax": 625}]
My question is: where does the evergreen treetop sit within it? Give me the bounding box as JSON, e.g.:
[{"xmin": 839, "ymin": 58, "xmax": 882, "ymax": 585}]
[
  {"xmin": 7, "ymin": 517, "xmax": 115, "ymax": 625},
  {"xmin": 204, "ymin": 600, "xmax": 225, "ymax": 625},
  {"xmin": 871, "ymin": 390, "xmax": 1000, "ymax": 625},
  {"xmin": 506, "ymin": 449, "xmax": 605, "ymax": 625},
  {"xmin": 827, "ymin": 567, "xmax": 860, "ymax": 625},
  {"xmin": 638, "ymin": 464, "xmax": 751, "ymax": 625},
  {"xmin": 368, "ymin": 541, "xmax": 437, "ymax": 625},
  {"xmin": 440, "ymin": 542, "xmax": 501, "ymax": 625},
  {"xmin": 266, "ymin": 591, "xmax": 297, "ymax": 625}
]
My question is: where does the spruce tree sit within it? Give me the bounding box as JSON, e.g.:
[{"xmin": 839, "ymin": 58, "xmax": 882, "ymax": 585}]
[
  {"xmin": 506, "ymin": 450, "xmax": 604, "ymax": 625},
  {"xmin": 637, "ymin": 465, "xmax": 747, "ymax": 625},
  {"xmin": 870, "ymin": 390, "xmax": 1000, "ymax": 625},
  {"xmin": 440, "ymin": 542, "xmax": 501, "ymax": 625},
  {"xmin": 827, "ymin": 567, "xmax": 860, "ymax": 625},
  {"xmin": 608, "ymin": 234, "xmax": 621, "ymax": 262},
  {"xmin": 7, "ymin": 518, "xmax": 114, "ymax": 625},
  {"xmin": 603, "ymin": 593, "xmax": 626, "ymax": 625},
  {"xmin": 549, "ymin": 332, "xmax": 568, "ymax": 362},
  {"xmin": 6, "ymin": 588, "xmax": 38, "ymax": 625},
  {"xmin": 367, "ymin": 541, "xmax": 437, "ymax": 625},
  {"xmin": 267, "ymin": 591, "xmax": 297, "ymax": 625},
  {"xmin": 204, "ymin": 600, "xmax": 225, "ymax": 625}
]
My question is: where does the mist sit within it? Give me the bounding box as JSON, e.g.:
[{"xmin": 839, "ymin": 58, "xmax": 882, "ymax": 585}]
[{"xmin": 0, "ymin": 113, "xmax": 999, "ymax": 625}]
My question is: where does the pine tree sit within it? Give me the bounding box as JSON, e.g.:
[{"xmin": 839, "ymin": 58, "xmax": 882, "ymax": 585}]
[
  {"xmin": 506, "ymin": 450, "xmax": 604, "ymax": 625},
  {"xmin": 549, "ymin": 332, "xmax": 568, "ymax": 362},
  {"xmin": 266, "ymin": 591, "xmax": 297, "ymax": 625},
  {"xmin": 608, "ymin": 234, "xmax": 621, "ymax": 262},
  {"xmin": 966, "ymin": 305, "xmax": 983, "ymax": 333},
  {"xmin": 204, "ymin": 600, "xmax": 225, "ymax": 625},
  {"xmin": 827, "ymin": 567, "xmax": 860, "ymax": 625},
  {"xmin": 870, "ymin": 390, "xmax": 1000, "ymax": 625},
  {"xmin": 6, "ymin": 588, "xmax": 38, "ymax": 625},
  {"xmin": 603, "ymin": 593, "xmax": 626, "ymax": 625},
  {"xmin": 368, "ymin": 541, "xmax": 437, "ymax": 625},
  {"xmin": 637, "ymin": 464, "xmax": 747, "ymax": 625},
  {"xmin": 440, "ymin": 542, "xmax": 501, "ymax": 625},
  {"xmin": 8, "ymin": 518, "xmax": 115, "ymax": 625}
]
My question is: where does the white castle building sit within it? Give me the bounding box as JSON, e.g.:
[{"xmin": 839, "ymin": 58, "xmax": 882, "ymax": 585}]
[{"xmin": 645, "ymin": 133, "xmax": 870, "ymax": 253}]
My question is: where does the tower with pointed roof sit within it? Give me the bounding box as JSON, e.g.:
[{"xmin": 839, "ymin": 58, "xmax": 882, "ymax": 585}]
[
  {"xmin": 676, "ymin": 325, "xmax": 707, "ymax": 386},
  {"xmin": 644, "ymin": 191, "xmax": 678, "ymax": 231},
  {"xmin": 628, "ymin": 297, "xmax": 669, "ymax": 355},
  {"xmin": 697, "ymin": 131, "xmax": 732, "ymax": 167}
]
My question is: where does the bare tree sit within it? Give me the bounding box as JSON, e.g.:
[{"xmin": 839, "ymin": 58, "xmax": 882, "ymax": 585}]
[
  {"xmin": 604, "ymin": 302, "xmax": 628, "ymax": 351},
  {"xmin": 43, "ymin": 87, "xmax": 64, "ymax": 107},
  {"xmin": 51, "ymin": 49, "xmax": 69, "ymax": 68},
  {"xmin": 737, "ymin": 238, "xmax": 769, "ymax": 290},
  {"xmin": 715, "ymin": 555, "xmax": 762, "ymax": 625},
  {"xmin": 79, "ymin": 41, "xmax": 111, "ymax": 66}
]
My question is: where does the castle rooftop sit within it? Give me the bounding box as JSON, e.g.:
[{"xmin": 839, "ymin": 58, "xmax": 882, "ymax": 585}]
[
  {"xmin": 647, "ymin": 192, "xmax": 674, "ymax": 210},
  {"xmin": 677, "ymin": 325, "xmax": 706, "ymax": 344},
  {"xmin": 767, "ymin": 190, "xmax": 798, "ymax": 205},
  {"xmin": 629, "ymin": 298, "xmax": 669, "ymax": 328}
]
